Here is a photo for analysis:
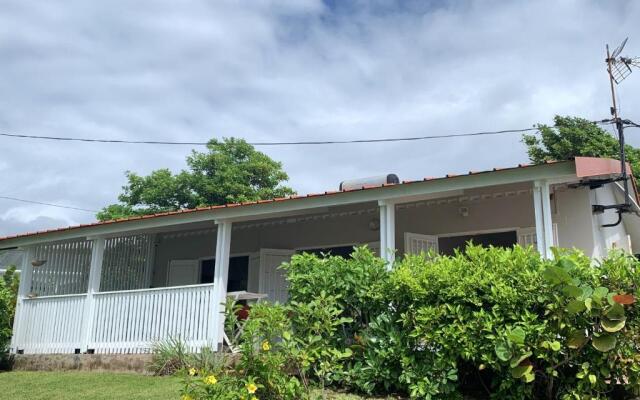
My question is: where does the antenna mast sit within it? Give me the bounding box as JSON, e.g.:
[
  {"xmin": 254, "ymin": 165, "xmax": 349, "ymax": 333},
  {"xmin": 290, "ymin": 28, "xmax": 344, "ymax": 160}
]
[{"xmin": 593, "ymin": 37, "xmax": 639, "ymax": 227}]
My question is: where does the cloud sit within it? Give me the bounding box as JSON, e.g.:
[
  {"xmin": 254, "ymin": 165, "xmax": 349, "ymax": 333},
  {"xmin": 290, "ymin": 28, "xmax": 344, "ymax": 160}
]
[{"xmin": 1, "ymin": 0, "xmax": 639, "ymax": 236}]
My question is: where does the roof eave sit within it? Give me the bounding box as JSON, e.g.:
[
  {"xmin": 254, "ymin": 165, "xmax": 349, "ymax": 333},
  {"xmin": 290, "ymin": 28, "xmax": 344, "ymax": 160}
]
[{"xmin": 0, "ymin": 160, "xmax": 581, "ymax": 249}]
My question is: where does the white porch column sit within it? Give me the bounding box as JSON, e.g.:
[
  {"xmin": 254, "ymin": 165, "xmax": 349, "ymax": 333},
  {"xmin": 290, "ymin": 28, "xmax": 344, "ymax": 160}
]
[
  {"xmin": 210, "ymin": 220, "xmax": 232, "ymax": 350},
  {"xmin": 11, "ymin": 247, "xmax": 34, "ymax": 353},
  {"xmin": 378, "ymin": 200, "xmax": 396, "ymax": 269},
  {"xmin": 533, "ymin": 180, "xmax": 554, "ymax": 258},
  {"xmin": 80, "ymin": 237, "xmax": 105, "ymax": 352}
]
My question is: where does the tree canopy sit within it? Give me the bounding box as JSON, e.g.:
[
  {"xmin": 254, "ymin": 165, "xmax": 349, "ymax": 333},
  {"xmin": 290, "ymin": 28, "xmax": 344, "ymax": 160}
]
[
  {"xmin": 97, "ymin": 138, "xmax": 295, "ymax": 221},
  {"xmin": 523, "ymin": 115, "xmax": 640, "ymax": 175}
]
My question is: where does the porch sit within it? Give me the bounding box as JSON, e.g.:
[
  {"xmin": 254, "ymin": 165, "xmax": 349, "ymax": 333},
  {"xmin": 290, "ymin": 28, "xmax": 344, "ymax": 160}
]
[{"xmin": 12, "ymin": 179, "xmax": 562, "ymax": 355}]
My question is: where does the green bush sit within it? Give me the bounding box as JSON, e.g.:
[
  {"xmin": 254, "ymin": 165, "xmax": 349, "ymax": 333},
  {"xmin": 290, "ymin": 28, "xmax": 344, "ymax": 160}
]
[
  {"xmin": 0, "ymin": 272, "xmax": 16, "ymax": 356},
  {"xmin": 286, "ymin": 245, "xmax": 640, "ymax": 399},
  {"xmin": 149, "ymin": 337, "xmax": 226, "ymax": 376},
  {"xmin": 177, "ymin": 245, "xmax": 640, "ymax": 399},
  {"xmin": 181, "ymin": 302, "xmax": 308, "ymax": 400}
]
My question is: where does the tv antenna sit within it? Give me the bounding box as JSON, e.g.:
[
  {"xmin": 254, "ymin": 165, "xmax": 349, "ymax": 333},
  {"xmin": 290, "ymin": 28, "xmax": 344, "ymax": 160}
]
[{"xmin": 593, "ymin": 37, "xmax": 640, "ymax": 227}]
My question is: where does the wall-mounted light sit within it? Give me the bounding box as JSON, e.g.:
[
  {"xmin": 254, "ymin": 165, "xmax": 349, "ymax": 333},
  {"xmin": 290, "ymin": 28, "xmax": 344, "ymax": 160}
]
[
  {"xmin": 459, "ymin": 207, "xmax": 469, "ymax": 217},
  {"xmin": 368, "ymin": 218, "xmax": 380, "ymax": 231},
  {"xmin": 31, "ymin": 259, "xmax": 47, "ymax": 267}
]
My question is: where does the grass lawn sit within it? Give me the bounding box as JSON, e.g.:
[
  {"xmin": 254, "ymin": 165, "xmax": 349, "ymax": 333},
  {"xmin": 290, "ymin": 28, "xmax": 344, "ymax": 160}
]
[
  {"xmin": 0, "ymin": 371, "xmax": 181, "ymax": 400},
  {"xmin": 0, "ymin": 371, "xmax": 396, "ymax": 400}
]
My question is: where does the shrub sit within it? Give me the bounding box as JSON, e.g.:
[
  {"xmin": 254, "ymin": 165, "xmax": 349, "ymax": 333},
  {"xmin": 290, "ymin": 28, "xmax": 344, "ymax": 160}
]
[
  {"xmin": 180, "ymin": 302, "xmax": 307, "ymax": 400},
  {"xmin": 283, "ymin": 245, "xmax": 640, "ymax": 399},
  {"xmin": 148, "ymin": 337, "xmax": 225, "ymax": 376},
  {"xmin": 0, "ymin": 275, "xmax": 15, "ymax": 364},
  {"xmin": 385, "ymin": 245, "xmax": 640, "ymax": 399},
  {"xmin": 2, "ymin": 266, "xmax": 19, "ymax": 329},
  {"xmin": 176, "ymin": 245, "xmax": 640, "ymax": 399},
  {"xmin": 284, "ymin": 246, "xmax": 388, "ymax": 335}
]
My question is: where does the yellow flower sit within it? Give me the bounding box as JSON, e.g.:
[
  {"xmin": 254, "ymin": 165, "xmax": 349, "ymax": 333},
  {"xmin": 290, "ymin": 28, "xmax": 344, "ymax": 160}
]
[
  {"xmin": 203, "ymin": 375, "xmax": 217, "ymax": 385},
  {"xmin": 251, "ymin": 397, "xmax": 259, "ymax": 400},
  {"xmin": 181, "ymin": 395, "xmax": 193, "ymax": 400},
  {"xmin": 261, "ymin": 340, "xmax": 271, "ymax": 351},
  {"xmin": 188, "ymin": 367, "xmax": 196, "ymax": 376},
  {"xmin": 246, "ymin": 383, "xmax": 258, "ymax": 394}
]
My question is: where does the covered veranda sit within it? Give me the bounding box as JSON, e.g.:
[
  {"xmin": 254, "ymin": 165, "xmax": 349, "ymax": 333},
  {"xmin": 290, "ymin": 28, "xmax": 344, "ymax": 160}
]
[{"xmin": 6, "ymin": 161, "xmax": 592, "ymax": 355}]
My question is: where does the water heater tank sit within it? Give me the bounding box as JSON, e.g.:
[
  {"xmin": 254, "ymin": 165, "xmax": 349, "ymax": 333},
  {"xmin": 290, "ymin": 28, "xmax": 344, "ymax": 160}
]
[{"xmin": 339, "ymin": 174, "xmax": 400, "ymax": 191}]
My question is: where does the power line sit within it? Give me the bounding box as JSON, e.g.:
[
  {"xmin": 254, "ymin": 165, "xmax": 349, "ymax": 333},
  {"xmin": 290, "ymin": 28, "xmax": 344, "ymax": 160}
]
[
  {"xmin": 0, "ymin": 195, "xmax": 97, "ymax": 213},
  {"xmin": 0, "ymin": 119, "xmax": 613, "ymax": 214},
  {"xmin": 0, "ymin": 127, "xmax": 543, "ymax": 146}
]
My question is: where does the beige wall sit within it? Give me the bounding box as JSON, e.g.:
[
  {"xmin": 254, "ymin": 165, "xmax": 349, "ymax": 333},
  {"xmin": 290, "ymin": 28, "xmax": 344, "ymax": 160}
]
[
  {"xmin": 553, "ymin": 186, "xmax": 597, "ymax": 256},
  {"xmin": 152, "ymin": 206, "xmax": 380, "ymax": 287},
  {"xmin": 396, "ymin": 190, "xmax": 535, "ymax": 254},
  {"xmin": 150, "ymin": 182, "xmax": 632, "ymax": 287}
]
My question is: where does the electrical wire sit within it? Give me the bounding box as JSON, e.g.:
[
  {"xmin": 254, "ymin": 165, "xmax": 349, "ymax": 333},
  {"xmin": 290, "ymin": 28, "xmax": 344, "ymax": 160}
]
[
  {"xmin": 0, "ymin": 196, "xmax": 97, "ymax": 213},
  {"xmin": 0, "ymin": 119, "xmax": 616, "ymax": 214},
  {"xmin": 0, "ymin": 119, "xmax": 616, "ymax": 146},
  {"xmin": 0, "ymin": 127, "xmax": 543, "ymax": 146}
]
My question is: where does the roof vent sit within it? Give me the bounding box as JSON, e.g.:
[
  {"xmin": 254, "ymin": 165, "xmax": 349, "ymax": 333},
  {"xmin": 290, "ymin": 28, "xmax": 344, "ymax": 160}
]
[{"xmin": 339, "ymin": 174, "xmax": 399, "ymax": 191}]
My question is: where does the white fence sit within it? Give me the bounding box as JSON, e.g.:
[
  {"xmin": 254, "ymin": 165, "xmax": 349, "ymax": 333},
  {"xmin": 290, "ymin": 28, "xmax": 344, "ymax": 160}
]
[
  {"xmin": 14, "ymin": 284, "xmax": 215, "ymax": 354},
  {"xmin": 89, "ymin": 283, "xmax": 215, "ymax": 353},
  {"xmin": 15, "ymin": 294, "xmax": 86, "ymax": 354}
]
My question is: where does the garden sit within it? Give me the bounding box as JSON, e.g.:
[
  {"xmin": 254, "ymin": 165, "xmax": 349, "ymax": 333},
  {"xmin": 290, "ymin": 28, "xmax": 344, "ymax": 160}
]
[
  {"xmin": 166, "ymin": 246, "xmax": 640, "ymax": 399},
  {"xmin": 1, "ymin": 245, "xmax": 640, "ymax": 399}
]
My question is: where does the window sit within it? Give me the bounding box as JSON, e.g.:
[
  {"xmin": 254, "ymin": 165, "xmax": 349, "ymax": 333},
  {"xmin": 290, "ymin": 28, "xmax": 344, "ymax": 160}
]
[
  {"xmin": 437, "ymin": 231, "xmax": 518, "ymax": 256},
  {"xmin": 200, "ymin": 256, "xmax": 249, "ymax": 292}
]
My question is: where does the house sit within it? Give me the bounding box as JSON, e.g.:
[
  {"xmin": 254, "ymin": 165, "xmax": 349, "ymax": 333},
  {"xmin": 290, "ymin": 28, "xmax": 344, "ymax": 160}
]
[{"xmin": 3, "ymin": 156, "xmax": 640, "ymax": 356}]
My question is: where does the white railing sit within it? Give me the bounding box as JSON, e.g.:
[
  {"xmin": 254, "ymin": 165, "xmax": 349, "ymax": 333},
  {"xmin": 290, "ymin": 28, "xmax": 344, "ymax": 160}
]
[
  {"xmin": 15, "ymin": 294, "xmax": 86, "ymax": 354},
  {"xmin": 31, "ymin": 239, "xmax": 93, "ymax": 296},
  {"xmin": 89, "ymin": 283, "xmax": 215, "ymax": 353}
]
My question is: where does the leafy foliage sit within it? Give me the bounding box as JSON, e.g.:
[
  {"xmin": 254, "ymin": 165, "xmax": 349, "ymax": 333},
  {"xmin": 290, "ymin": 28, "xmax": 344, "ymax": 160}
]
[
  {"xmin": 181, "ymin": 303, "xmax": 307, "ymax": 400},
  {"xmin": 0, "ymin": 269, "xmax": 16, "ymax": 368},
  {"xmin": 523, "ymin": 115, "xmax": 640, "ymax": 175},
  {"xmin": 179, "ymin": 246, "xmax": 640, "ymax": 399},
  {"xmin": 97, "ymin": 138, "xmax": 294, "ymax": 221},
  {"xmin": 1, "ymin": 266, "xmax": 19, "ymax": 329},
  {"xmin": 148, "ymin": 337, "xmax": 225, "ymax": 376},
  {"xmin": 286, "ymin": 246, "xmax": 640, "ymax": 399}
]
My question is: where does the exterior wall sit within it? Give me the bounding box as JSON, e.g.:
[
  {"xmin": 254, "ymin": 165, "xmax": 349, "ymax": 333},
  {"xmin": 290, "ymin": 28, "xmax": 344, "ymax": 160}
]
[
  {"xmin": 591, "ymin": 185, "xmax": 632, "ymax": 257},
  {"xmin": 395, "ymin": 187, "xmax": 536, "ymax": 254},
  {"xmin": 553, "ymin": 186, "xmax": 597, "ymax": 256},
  {"xmin": 152, "ymin": 207, "xmax": 379, "ymax": 287},
  {"xmin": 553, "ymin": 185, "xmax": 633, "ymax": 259},
  {"xmin": 151, "ymin": 182, "xmax": 636, "ymax": 287}
]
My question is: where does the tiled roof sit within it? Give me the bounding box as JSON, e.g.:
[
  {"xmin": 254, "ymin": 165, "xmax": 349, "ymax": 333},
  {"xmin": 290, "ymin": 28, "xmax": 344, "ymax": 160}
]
[{"xmin": 0, "ymin": 158, "xmax": 627, "ymax": 243}]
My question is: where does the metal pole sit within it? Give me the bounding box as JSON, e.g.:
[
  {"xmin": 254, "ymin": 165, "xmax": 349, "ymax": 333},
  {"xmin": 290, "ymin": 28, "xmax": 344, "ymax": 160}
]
[
  {"xmin": 606, "ymin": 44, "xmax": 630, "ymax": 210},
  {"xmin": 606, "ymin": 45, "xmax": 619, "ymax": 120}
]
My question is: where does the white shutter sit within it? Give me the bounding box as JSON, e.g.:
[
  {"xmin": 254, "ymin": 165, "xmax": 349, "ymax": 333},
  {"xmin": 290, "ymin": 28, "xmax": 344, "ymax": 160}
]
[
  {"xmin": 517, "ymin": 227, "xmax": 538, "ymax": 248},
  {"xmin": 404, "ymin": 233, "xmax": 439, "ymax": 255},
  {"xmin": 247, "ymin": 253, "xmax": 261, "ymax": 293},
  {"xmin": 518, "ymin": 224, "xmax": 558, "ymax": 249},
  {"xmin": 258, "ymin": 249, "xmax": 294, "ymax": 304}
]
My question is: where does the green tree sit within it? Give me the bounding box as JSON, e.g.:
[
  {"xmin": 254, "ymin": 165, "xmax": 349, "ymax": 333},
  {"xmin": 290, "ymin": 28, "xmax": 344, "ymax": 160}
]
[
  {"xmin": 97, "ymin": 138, "xmax": 295, "ymax": 221},
  {"xmin": 523, "ymin": 115, "xmax": 640, "ymax": 175}
]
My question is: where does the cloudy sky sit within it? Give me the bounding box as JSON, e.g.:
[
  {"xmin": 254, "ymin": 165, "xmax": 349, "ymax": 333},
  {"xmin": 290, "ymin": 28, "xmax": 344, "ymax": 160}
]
[{"xmin": 1, "ymin": 0, "xmax": 639, "ymax": 236}]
